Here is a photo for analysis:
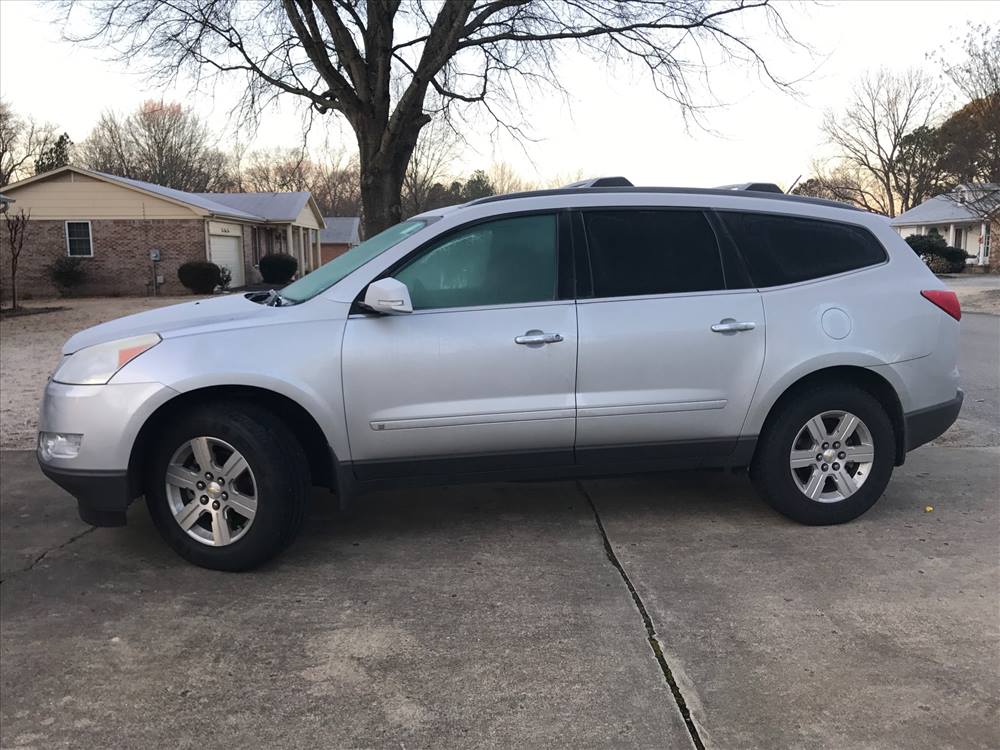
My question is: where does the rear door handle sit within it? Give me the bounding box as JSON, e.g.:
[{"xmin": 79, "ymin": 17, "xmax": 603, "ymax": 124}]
[
  {"xmin": 515, "ymin": 330, "xmax": 564, "ymax": 345},
  {"xmin": 711, "ymin": 318, "xmax": 756, "ymax": 333}
]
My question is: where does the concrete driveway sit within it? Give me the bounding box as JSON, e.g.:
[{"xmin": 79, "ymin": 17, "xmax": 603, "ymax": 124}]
[{"xmin": 2, "ymin": 317, "xmax": 997, "ymax": 749}]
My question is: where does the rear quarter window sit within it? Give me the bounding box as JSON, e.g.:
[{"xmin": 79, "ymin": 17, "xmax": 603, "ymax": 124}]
[{"xmin": 719, "ymin": 212, "xmax": 887, "ymax": 287}]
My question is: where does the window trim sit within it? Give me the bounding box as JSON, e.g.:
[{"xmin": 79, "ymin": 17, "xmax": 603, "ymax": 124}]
[
  {"xmin": 575, "ymin": 206, "xmax": 730, "ymax": 302},
  {"xmin": 712, "ymin": 209, "xmax": 889, "ymax": 290},
  {"xmin": 64, "ymin": 220, "xmax": 94, "ymax": 258},
  {"xmin": 352, "ymin": 208, "xmax": 570, "ymax": 314}
]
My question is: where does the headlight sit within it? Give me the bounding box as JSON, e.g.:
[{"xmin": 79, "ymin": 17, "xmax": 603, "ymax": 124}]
[{"xmin": 53, "ymin": 333, "xmax": 161, "ymax": 385}]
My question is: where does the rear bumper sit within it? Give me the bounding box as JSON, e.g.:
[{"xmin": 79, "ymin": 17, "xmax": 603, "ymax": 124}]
[
  {"xmin": 904, "ymin": 390, "xmax": 963, "ymax": 452},
  {"xmin": 37, "ymin": 461, "xmax": 130, "ymax": 527}
]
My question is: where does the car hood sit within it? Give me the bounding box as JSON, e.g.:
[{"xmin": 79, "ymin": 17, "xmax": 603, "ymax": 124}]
[{"xmin": 62, "ymin": 294, "xmax": 274, "ymax": 354}]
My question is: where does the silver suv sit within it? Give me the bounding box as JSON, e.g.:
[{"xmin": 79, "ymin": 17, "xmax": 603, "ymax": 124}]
[{"xmin": 37, "ymin": 181, "xmax": 963, "ymax": 570}]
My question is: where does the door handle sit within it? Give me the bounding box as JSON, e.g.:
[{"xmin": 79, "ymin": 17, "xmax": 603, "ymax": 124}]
[
  {"xmin": 711, "ymin": 318, "xmax": 757, "ymax": 333},
  {"xmin": 515, "ymin": 330, "xmax": 564, "ymax": 345}
]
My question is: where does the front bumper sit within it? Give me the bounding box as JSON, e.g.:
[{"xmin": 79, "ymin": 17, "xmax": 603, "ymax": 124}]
[
  {"xmin": 904, "ymin": 389, "xmax": 963, "ymax": 452},
  {"xmin": 38, "ymin": 463, "xmax": 131, "ymax": 526},
  {"xmin": 36, "ymin": 379, "xmax": 178, "ymax": 527}
]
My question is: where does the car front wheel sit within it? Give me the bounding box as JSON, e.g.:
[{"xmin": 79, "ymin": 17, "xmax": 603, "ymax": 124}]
[
  {"xmin": 145, "ymin": 402, "xmax": 310, "ymax": 570},
  {"xmin": 751, "ymin": 384, "xmax": 896, "ymax": 525}
]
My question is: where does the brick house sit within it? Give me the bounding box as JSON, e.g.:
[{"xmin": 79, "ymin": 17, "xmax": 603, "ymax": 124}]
[
  {"xmin": 0, "ymin": 166, "xmax": 325, "ymax": 300},
  {"xmin": 319, "ymin": 216, "xmax": 361, "ymax": 263}
]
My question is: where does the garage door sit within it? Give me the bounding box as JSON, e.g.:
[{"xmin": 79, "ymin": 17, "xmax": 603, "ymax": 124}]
[{"xmin": 209, "ymin": 235, "xmax": 245, "ymax": 287}]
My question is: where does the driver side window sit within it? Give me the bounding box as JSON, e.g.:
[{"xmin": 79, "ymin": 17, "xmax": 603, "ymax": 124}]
[{"xmin": 395, "ymin": 213, "xmax": 557, "ymax": 310}]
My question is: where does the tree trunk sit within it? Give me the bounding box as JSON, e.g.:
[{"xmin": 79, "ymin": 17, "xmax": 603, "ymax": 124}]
[
  {"xmin": 9, "ymin": 253, "xmax": 18, "ymax": 311},
  {"xmin": 359, "ymin": 164, "xmax": 406, "ymax": 238},
  {"xmin": 355, "ymin": 110, "xmax": 428, "ymax": 238}
]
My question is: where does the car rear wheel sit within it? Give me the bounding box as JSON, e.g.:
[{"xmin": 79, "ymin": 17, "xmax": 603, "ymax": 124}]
[
  {"xmin": 146, "ymin": 402, "xmax": 310, "ymax": 570},
  {"xmin": 750, "ymin": 384, "xmax": 896, "ymax": 525}
]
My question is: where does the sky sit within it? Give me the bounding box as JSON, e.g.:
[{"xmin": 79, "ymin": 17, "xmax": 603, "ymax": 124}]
[{"xmin": 1, "ymin": 0, "xmax": 997, "ymax": 189}]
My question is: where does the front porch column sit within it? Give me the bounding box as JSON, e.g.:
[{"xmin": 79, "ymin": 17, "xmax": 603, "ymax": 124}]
[
  {"xmin": 298, "ymin": 226, "xmax": 307, "ymax": 271},
  {"xmin": 286, "ymin": 224, "xmax": 295, "ymax": 275},
  {"xmin": 980, "ymin": 221, "xmax": 989, "ymax": 266},
  {"xmin": 947, "ymin": 224, "xmax": 955, "ymax": 246},
  {"xmin": 314, "ymin": 228, "xmax": 322, "ymax": 268}
]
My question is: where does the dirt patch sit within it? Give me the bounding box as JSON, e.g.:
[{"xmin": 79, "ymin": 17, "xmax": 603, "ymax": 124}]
[
  {"xmin": 958, "ymin": 288, "xmax": 1000, "ymax": 316},
  {"xmin": 0, "ymin": 297, "xmax": 201, "ymax": 450}
]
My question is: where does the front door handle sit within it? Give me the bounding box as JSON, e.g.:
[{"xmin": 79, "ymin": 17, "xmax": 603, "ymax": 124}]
[
  {"xmin": 515, "ymin": 330, "xmax": 564, "ymax": 345},
  {"xmin": 711, "ymin": 318, "xmax": 757, "ymax": 334}
]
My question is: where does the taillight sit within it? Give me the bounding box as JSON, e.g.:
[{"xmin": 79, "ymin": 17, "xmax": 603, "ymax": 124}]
[{"xmin": 921, "ymin": 290, "xmax": 961, "ymax": 321}]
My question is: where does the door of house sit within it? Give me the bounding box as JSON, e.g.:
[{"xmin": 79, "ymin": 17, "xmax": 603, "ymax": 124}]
[{"xmin": 209, "ymin": 234, "xmax": 245, "ymax": 287}]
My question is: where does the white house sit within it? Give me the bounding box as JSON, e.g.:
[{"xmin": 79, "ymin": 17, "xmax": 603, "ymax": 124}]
[{"xmin": 890, "ymin": 184, "xmax": 996, "ymax": 267}]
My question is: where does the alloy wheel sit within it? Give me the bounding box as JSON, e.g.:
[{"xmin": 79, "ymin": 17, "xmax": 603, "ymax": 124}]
[
  {"xmin": 165, "ymin": 436, "xmax": 258, "ymax": 546},
  {"xmin": 789, "ymin": 410, "xmax": 874, "ymax": 503}
]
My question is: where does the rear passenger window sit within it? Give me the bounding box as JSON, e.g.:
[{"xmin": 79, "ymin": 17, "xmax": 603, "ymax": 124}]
[
  {"xmin": 720, "ymin": 212, "xmax": 887, "ymax": 287},
  {"xmin": 583, "ymin": 210, "xmax": 725, "ymax": 297}
]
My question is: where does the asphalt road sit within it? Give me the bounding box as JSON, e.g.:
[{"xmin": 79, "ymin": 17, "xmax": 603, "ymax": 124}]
[
  {"xmin": 953, "ymin": 313, "xmax": 1000, "ymax": 446},
  {"xmin": 1, "ymin": 317, "xmax": 997, "ymax": 749}
]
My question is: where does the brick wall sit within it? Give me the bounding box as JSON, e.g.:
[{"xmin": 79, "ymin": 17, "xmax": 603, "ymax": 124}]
[
  {"xmin": 321, "ymin": 242, "xmax": 351, "ymax": 264},
  {"xmin": 1, "ymin": 218, "xmax": 207, "ymax": 301}
]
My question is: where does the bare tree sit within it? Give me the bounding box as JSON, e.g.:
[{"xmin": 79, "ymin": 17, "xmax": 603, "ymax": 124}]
[
  {"xmin": 311, "ymin": 148, "xmax": 362, "ymax": 217},
  {"xmin": 818, "ymin": 69, "xmax": 942, "ymax": 217},
  {"xmin": 402, "ymin": 117, "xmax": 460, "ymax": 217},
  {"xmin": 938, "ymin": 23, "xmax": 999, "ymax": 114},
  {"xmin": 2, "ymin": 208, "xmax": 30, "ymax": 310},
  {"xmin": 242, "ymin": 147, "xmax": 315, "ymax": 193},
  {"xmin": 241, "ymin": 146, "xmax": 361, "ymax": 216},
  {"xmin": 488, "ymin": 161, "xmax": 535, "ymax": 195},
  {"xmin": 63, "ymin": 0, "xmax": 801, "ymax": 235},
  {"xmin": 78, "ymin": 101, "xmax": 234, "ymax": 191},
  {"xmin": 0, "ymin": 102, "xmax": 58, "ymax": 187}
]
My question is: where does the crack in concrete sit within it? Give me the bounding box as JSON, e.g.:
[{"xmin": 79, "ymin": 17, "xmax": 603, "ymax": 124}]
[
  {"xmin": 0, "ymin": 526, "xmax": 97, "ymax": 583},
  {"xmin": 577, "ymin": 481, "xmax": 706, "ymax": 750}
]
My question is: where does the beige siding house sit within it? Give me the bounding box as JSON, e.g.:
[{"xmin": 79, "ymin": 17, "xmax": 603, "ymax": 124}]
[{"xmin": 1, "ymin": 166, "xmax": 325, "ymax": 299}]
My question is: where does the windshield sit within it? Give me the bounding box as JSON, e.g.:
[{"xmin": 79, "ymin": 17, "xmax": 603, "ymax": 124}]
[{"xmin": 280, "ymin": 219, "xmax": 429, "ymax": 303}]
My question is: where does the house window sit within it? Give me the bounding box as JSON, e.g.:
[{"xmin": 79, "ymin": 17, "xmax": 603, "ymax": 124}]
[{"xmin": 65, "ymin": 221, "xmax": 93, "ymax": 257}]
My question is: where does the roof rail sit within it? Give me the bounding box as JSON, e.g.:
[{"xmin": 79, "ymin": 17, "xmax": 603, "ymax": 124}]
[
  {"xmin": 466, "ymin": 186, "xmax": 861, "ymax": 211},
  {"xmin": 562, "ymin": 176, "xmax": 634, "ymax": 188},
  {"xmin": 715, "ymin": 182, "xmax": 784, "ymax": 194}
]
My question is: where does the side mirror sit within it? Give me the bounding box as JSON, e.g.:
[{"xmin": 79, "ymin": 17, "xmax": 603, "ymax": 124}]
[{"xmin": 362, "ymin": 277, "xmax": 413, "ymax": 314}]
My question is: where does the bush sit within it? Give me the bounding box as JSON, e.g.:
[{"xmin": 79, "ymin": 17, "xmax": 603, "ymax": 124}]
[
  {"xmin": 48, "ymin": 256, "xmax": 86, "ymax": 296},
  {"xmin": 905, "ymin": 233, "xmax": 947, "ymax": 255},
  {"xmin": 259, "ymin": 253, "xmax": 298, "ymax": 284},
  {"xmin": 930, "ymin": 245, "xmax": 968, "ymax": 273},
  {"xmin": 178, "ymin": 261, "xmax": 222, "ymax": 294},
  {"xmin": 905, "ymin": 234, "xmax": 967, "ymax": 274}
]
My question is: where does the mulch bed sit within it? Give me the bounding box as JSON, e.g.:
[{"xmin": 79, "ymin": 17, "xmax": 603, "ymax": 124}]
[{"xmin": 0, "ymin": 306, "xmax": 67, "ymax": 319}]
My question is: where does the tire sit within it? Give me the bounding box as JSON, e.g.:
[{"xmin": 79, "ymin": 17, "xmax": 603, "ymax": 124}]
[
  {"xmin": 750, "ymin": 383, "xmax": 896, "ymax": 525},
  {"xmin": 145, "ymin": 401, "xmax": 310, "ymax": 571}
]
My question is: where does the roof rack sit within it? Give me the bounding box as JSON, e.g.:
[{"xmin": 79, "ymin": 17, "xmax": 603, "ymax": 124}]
[
  {"xmin": 467, "ymin": 185, "xmax": 860, "ymax": 211},
  {"xmin": 715, "ymin": 182, "xmax": 784, "ymax": 194},
  {"xmin": 562, "ymin": 176, "xmax": 634, "ymax": 188}
]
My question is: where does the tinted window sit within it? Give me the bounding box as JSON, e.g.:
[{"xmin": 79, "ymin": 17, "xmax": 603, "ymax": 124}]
[
  {"xmin": 396, "ymin": 214, "xmax": 557, "ymax": 310},
  {"xmin": 720, "ymin": 212, "xmax": 887, "ymax": 287},
  {"xmin": 582, "ymin": 210, "xmax": 724, "ymax": 297}
]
